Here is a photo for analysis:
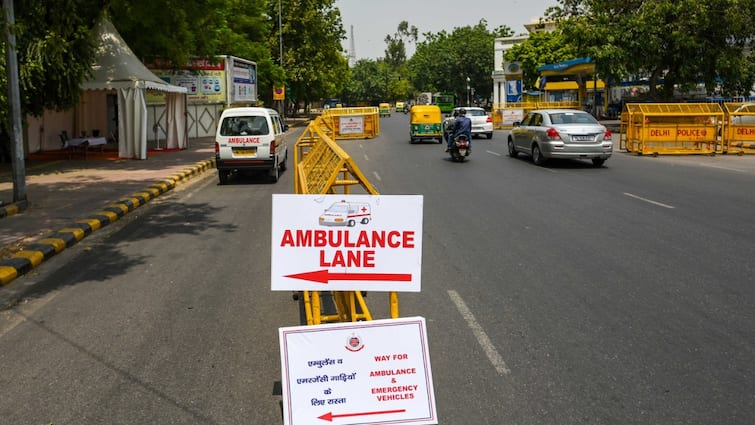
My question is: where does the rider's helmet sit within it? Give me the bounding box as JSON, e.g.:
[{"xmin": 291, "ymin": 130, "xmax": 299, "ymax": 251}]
[
  {"xmin": 453, "ymin": 110, "xmax": 459, "ymax": 117},
  {"xmin": 458, "ymin": 108, "xmax": 467, "ymax": 116}
]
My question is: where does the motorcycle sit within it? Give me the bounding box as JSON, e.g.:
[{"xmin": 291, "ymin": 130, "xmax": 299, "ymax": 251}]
[
  {"xmin": 449, "ymin": 134, "xmax": 470, "ymax": 162},
  {"xmin": 403, "ymin": 105, "xmax": 409, "ymax": 114}
]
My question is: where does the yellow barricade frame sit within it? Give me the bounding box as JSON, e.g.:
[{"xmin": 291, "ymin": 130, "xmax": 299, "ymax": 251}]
[
  {"xmin": 292, "ymin": 116, "xmax": 399, "ymax": 325},
  {"xmin": 620, "ymin": 103, "xmax": 724, "ymax": 155},
  {"xmin": 321, "ymin": 106, "xmax": 380, "ymax": 139},
  {"xmin": 722, "ymin": 103, "xmax": 755, "ymax": 155},
  {"xmin": 493, "ymin": 101, "xmax": 580, "ymax": 129}
]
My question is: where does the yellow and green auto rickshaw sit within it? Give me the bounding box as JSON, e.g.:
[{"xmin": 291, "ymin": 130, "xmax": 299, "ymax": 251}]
[
  {"xmin": 409, "ymin": 105, "xmax": 443, "ymax": 144},
  {"xmin": 379, "ymin": 102, "xmax": 391, "ymax": 117}
]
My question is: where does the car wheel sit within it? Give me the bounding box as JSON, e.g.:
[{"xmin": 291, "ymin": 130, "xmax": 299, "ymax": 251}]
[
  {"xmin": 280, "ymin": 150, "xmax": 288, "ymax": 171},
  {"xmin": 532, "ymin": 143, "xmax": 547, "ymax": 166},
  {"xmin": 218, "ymin": 170, "xmax": 230, "ymax": 184},
  {"xmin": 270, "ymin": 163, "xmax": 279, "ymax": 183},
  {"xmin": 486, "ymin": 132, "xmax": 493, "ymax": 139},
  {"xmin": 592, "ymin": 158, "xmax": 605, "ymax": 167},
  {"xmin": 507, "ymin": 139, "xmax": 518, "ymax": 157},
  {"xmin": 347, "ymin": 219, "xmax": 356, "ymax": 227}
]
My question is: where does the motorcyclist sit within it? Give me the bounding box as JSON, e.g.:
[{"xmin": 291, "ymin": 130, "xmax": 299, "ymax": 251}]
[{"xmin": 447, "ymin": 108, "xmax": 472, "ymax": 153}]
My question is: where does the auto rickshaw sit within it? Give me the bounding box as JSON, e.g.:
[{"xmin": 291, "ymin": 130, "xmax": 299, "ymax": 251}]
[
  {"xmin": 409, "ymin": 104, "xmax": 443, "ymax": 144},
  {"xmin": 379, "ymin": 103, "xmax": 391, "ymax": 117}
]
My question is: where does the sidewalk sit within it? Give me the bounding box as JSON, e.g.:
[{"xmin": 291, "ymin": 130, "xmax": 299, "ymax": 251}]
[{"xmin": 0, "ymin": 137, "xmax": 218, "ymax": 286}]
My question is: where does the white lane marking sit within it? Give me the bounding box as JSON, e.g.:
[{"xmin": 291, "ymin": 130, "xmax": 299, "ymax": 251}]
[
  {"xmin": 486, "ymin": 150, "xmax": 501, "ymax": 156},
  {"xmin": 696, "ymin": 163, "xmax": 746, "ymax": 173},
  {"xmin": 372, "ymin": 171, "xmax": 382, "ymax": 181},
  {"xmin": 623, "ymin": 192, "xmax": 675, "ymax": 209},
  {"xmin": 447, "ymin": 290, "xmax": 511, "ymax": 375},
  {"xmin": 364, "ymin": 154, "xmax": 370, "ymax": 161}
]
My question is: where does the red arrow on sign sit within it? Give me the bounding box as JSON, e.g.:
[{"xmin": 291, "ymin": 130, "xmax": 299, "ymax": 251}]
[
  {"xmin": 285, "ymin": 269, "xmax": 411, "ymax": 284},
  {"xmin": 318, "ymin": 409, "xmax": 406, "ymax": 422}
]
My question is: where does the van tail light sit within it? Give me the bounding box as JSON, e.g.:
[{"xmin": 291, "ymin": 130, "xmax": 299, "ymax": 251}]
[
  {"xmin": 215, "ymin": 141, "xmax": 220, "ymax": 155},
  {"xmin": 269, "ymin": 140, "xmax": 276, "ymax": 157},
  {"xmin": 546, "ymin": 128, "xmax": 561, "ymax": 140},
  {"xmin": 604, "ymin": 129, "xmax": 612, "ymax": 139}
]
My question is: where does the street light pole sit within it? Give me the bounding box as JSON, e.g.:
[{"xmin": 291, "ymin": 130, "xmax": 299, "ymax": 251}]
[
  {"xmin": 278, "ymin": 0, "xmax": 285, "ymax": 120},
  {"xmin": 466, "ymin": 76, "xmax": 470, "ymax": 107}
]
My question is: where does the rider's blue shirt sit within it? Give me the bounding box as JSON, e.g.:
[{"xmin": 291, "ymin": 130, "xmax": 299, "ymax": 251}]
[{"xmin": 454, "ymin": 116, "xmax": 472, "ymax": 138}]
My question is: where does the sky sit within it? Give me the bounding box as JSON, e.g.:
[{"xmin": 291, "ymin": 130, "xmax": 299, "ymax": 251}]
[{"xmin": 334, "ymin": 0, "xmax": 560, "ymax": 61}]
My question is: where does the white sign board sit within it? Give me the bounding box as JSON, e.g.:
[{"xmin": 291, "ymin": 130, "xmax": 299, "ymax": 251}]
[
  {"xmin": 271, "ymin": 194, "xmax": 423, "ymax": 292},
  {"xmin": 338, "ymin": 116, "xmax": 365, "ymax": 134},
  {"xmin": 279, "ymin": 317, "xmax": 438, "ymax": 425}
]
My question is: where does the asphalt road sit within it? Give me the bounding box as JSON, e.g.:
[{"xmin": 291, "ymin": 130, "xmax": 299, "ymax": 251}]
[{"xmin": 0, "ymin": 115, "xmax": 753, "ymax": 424}]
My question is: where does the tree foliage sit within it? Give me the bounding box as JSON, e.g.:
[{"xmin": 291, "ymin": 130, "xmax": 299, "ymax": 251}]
[
  {"xmin": 275, "ymin": 0, "xmax": 348, "ymax": 109},
  {"xmin": 551, "ymin": 0, "xmax": 755, "ymax": 99},
  {"xmin": 1, "ymin": 0, "xmax": 105, "ymax": 119},
  {"xmin": 384, "ymin": 21, "xmax": 418, "ymax": 69},
  {"xmin": 407, "ymin": 20, "xmax": 512, "ymax": 105},
  {"xmin": 503, "ymin": 30, "xmax": 577, "ymax": 90}
]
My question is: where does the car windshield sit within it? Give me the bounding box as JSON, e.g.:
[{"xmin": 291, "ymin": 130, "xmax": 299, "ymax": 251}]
[{"xmin": 548, "ymin": 112, "xmax": 599, "ymax": 125}]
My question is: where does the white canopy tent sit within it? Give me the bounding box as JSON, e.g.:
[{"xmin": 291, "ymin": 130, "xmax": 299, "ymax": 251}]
[{"xmin": 80, "ymin": 18, "xmax": 187, "ymax": 159}]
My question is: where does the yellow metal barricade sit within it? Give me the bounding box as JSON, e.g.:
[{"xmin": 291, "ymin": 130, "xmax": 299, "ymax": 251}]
[
  {"xmin": 321, "ymin": 106, "xmax": 380, "ymax": 139},
  {"xmin": 723, "ymin": 103, "xmax": 755, "ymax": 155},
  {"xmin": 620, "ymin": 103, "xmax": 724, "ymax": 155},
  {"xmin": 293, "ymin": 116, "xmax": 399, "ymax": 325},
  {"xmin": 493, "ymin": 101, "xmax": 580, "ymax": 129}
]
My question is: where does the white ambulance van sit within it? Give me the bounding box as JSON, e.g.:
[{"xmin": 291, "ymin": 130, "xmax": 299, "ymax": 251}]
[{"xmin": 215, "ymin": 107, "xmax": 288, "ymax": 183}]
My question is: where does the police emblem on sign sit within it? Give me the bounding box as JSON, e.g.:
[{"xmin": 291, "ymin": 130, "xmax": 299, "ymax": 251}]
[{"xmin": 345, "ymin": 333, "xmax": 365, "ymax": 352}]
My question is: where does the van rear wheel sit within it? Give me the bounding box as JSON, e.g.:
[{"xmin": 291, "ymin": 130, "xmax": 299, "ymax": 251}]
[
  {"xmin": 270, "ymin": 164, "xmax": 279, "ymax": 183},
  {"xmin": 219, "ymin": 170, "xmax": 230, "ymax": 184}
]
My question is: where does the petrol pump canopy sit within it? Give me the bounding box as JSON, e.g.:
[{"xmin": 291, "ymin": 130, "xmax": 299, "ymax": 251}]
[{"xmin": 538, "ymin": 57, "xmax": 595, "ymax": 77}]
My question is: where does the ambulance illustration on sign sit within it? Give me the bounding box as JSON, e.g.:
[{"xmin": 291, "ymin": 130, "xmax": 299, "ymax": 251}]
[{"xmin": 318, "ymin": 200, "xmax": 371, "ymax": 227}]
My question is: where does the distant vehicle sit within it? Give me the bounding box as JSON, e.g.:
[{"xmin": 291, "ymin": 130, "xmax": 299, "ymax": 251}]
[
  {"xmin": 508, "ymin": 109, "xmax": 612, "ymax": 167},
  {"xmin": 323, "ymin": 98, "xmax": 341, "ymax": 109},
  {"xmin": 395, "ymin": 101, "xmax": 405, "ymax": 111},
  {"xmin": 379, "ymin": 103, "xmax": 391, "ymax": 117},
  {"xmin": 451, "ymin": 106, "xmax": 493, "ymax": 139},
  {"xmin": 409, "ymin": 105, "xmax": 443, "ymax": 144},
  {"xmin": 434, "ymin": 92, "xmax": 455, "ymax": 114}
]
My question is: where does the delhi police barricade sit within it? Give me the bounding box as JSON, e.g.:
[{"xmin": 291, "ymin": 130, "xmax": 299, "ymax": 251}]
[
  {"xmin": 620, "ymin": 103, "xmax": 724, "ymax": 155},
  {"xmin": 493, "ymin": 100, "xmax": 580, "ymax": 129},
  {"xmin": 722, "ymin": 102, "xmax": 755, "ymax": 155},
  {"xmin": 320, "ymin": 106, "xmax": 380, "ymax": 140},
  {"xmin": 291, "ymin": 115, "xmax": 398, "ymax": 325}
]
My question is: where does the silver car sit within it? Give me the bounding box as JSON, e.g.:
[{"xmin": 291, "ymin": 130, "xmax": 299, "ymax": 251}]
[{"xmin": 508, "ymin": 109, "xmax": 612, "ymax": 167}]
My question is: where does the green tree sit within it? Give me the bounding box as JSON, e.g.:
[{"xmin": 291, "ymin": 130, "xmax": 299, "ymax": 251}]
[
  {"xmin": 1, "ymin": 0, "xmax": 104, "ymax": 120},
  {"xmin": 503, "ymin": 29, "xmax": 578, "ymax": 90},
  {"xmin": 407, "ymin": 20, "xmax": 513, "ymax": 105},
  {"xmin": 384, "ymin": 21, "xmax": 418, "ymax": 69},
  {"xmin": 108, "ymin": 0, "xmax": 282, "ymax": 106},
  {"xmin": 553, "ymin": 0, "xmax": 755, "ymax": 99},
  {"xmin": 276, "ymin": 0, "xmax": 348, "ymax": 111}
]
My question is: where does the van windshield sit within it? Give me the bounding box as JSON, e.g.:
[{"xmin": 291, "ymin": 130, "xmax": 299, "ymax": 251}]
[
  {"xmin": 220, "ymin": 116, "xmax": 270, "ymax": 136},
  {"xmin": 327, "ymin": 204, "xmax": 349, "ymax": 213}
]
